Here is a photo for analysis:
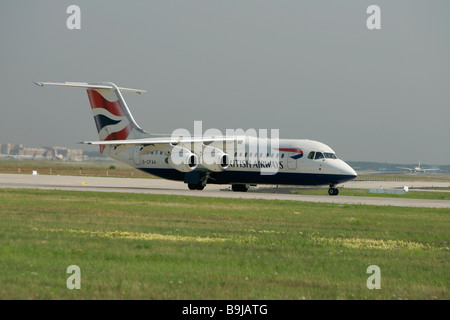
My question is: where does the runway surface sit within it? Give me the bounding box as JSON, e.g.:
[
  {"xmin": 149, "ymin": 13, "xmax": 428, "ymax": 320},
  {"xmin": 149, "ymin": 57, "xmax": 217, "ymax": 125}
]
[{"xmin": 1, "ymin": 173, "xmax": 449, "ymax": 208}]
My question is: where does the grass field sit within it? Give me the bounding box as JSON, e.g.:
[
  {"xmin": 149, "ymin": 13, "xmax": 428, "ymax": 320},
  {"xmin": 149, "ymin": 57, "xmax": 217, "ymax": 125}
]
[
  {"xmin": 355, "ymin": 173, "xmax": 450, "ymax": 182},
  {"xmin": 291, "ymin": 188, "xmax": 450, "ymax": 200},
  {"xmin": 0, "ymin": 188, "xmax": 448, "ymax": 300}
]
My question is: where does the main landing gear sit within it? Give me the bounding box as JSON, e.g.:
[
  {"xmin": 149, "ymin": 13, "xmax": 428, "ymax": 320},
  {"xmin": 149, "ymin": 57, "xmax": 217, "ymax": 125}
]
[
  {"xmin": 328, "ymin": 185, "xmax": 339, "ymax": 196},
  {"xmin": 231, "ymin": 184, "xmax": 249, "ymax": 192},
  {"xmin": 188, "ymin": 183, "xmax": 205, "ymax": 190},
  {"xmin": 187, "ymin": 172, "xmax": 208, "ymax": 190}
]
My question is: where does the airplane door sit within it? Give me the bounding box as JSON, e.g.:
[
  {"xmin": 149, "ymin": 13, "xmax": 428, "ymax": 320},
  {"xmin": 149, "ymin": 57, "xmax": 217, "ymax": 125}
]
[
  {"xmin": 133, "ymin": 146, "xmax": 141, "ymax": 165},
  {"xmin": 287, "ymin": 153, "xmax": 297, "ymax": 170}
]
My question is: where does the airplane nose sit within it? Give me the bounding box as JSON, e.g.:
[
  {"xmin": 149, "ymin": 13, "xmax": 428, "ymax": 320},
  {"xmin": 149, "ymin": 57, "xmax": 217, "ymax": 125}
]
[
  {"xmin": 344, "ymin": 163, "xmax": 357, "ymax": 179},
  {"xmin": 336, "ymin": 160, "xmax": 357, "ymax": 180}
]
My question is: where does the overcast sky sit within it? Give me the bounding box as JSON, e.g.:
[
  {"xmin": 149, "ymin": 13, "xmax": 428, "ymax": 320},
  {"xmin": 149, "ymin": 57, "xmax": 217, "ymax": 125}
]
[{"xmin": 1, "ymin": 1, "xmax": 449, "ymax": 165}]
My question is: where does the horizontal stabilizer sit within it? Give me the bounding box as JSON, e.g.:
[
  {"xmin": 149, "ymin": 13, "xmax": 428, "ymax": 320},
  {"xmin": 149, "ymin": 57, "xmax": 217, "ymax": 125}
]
[{"xmin": 34, "ymin": 82, "xmax": 147, "ymax": 94}]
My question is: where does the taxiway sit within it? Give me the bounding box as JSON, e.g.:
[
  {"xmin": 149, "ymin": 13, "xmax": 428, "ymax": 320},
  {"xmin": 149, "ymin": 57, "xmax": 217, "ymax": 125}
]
[{"xmin": 1, "ymin": 173, "xmax": 449, "ymax": 208}]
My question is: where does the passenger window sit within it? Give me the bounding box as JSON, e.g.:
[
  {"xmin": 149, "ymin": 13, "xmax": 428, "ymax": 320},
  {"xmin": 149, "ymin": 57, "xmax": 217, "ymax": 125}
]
[
  {"xmin": 308, "ymin": 152, "xmax": 315, "ymax": 159},
  {"xmin": 315, "ymin": 152, "xmax": 324, "ymax": 160}
]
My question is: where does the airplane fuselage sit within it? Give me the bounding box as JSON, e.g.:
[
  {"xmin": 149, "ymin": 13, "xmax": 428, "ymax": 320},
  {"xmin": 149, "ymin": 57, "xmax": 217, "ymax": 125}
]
[{"xmin": 107, "ymin": 136, "xmax": 357, "ymax": 188}]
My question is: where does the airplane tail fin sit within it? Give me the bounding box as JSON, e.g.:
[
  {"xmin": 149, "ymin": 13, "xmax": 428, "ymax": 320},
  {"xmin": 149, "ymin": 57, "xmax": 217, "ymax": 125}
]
[{"xmin": 35, "ymin": 82, "xmax": 148, "ymax": 153}]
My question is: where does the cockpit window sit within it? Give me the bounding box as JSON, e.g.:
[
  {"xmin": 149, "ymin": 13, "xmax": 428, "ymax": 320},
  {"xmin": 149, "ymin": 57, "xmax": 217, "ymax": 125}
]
[
  {"xmin": 324, "ymin": 153, "xmax": 337, "ymax": 159},
  {"xmin": 309, "ymin": 151, "xmax": 337, "ymax": 160}
]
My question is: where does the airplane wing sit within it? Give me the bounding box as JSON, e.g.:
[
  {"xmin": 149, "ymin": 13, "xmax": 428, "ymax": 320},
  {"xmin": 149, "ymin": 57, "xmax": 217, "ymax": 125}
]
[
  {"xmin": 421, "ymin": 168, "xmax": 440, "ymax": 172},
  {"xmin": 81, "ymin": 136, "xmax": 238, "ymax": 155},
  {"xmin": 397, "ymin": 167, "xmax": 413, "ymax": 171}
]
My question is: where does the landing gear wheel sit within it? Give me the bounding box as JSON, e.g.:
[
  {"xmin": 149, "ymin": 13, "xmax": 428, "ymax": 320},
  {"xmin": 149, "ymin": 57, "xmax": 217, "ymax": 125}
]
[
  {"xmin": 188, "ymin": 184, "xmax": 196, "ymax": 190},
  {"xmin": 328, "ymin": 187, "xmax": 339, "ymax": 196},
  {"xmin": 188, "ymin": 183, "xmax": 205, "ymax": 191},
  {"xmin": 231, "ymin": 184, "xmax": 249, "ymax": 192}
]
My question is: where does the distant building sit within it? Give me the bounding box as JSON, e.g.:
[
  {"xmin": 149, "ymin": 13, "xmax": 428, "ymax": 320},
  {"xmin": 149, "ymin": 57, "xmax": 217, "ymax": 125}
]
[
  {"xmin": 0, "ymin": 143, "xmax": 84, "ymax": 161},
  {"xmin": 0, "ymin": 143, "xmax": 22, "ymax": 155}
]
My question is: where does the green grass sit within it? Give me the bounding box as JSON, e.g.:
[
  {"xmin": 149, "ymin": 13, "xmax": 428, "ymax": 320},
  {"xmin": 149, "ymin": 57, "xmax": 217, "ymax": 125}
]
[
  {"xmin": 356, "ymin": 173, "xmax": 450, "ymax": 182},
  {"xmin": 290, "ymin": 188, "xmax": 450, "ymax": 200},
  {"xmin": 0, "ymin": 188, "xmax": 448, "ymax": 300}
]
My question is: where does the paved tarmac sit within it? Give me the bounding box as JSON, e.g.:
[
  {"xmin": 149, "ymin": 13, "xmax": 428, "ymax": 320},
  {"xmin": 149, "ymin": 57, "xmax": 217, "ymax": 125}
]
[{"xmin": 1, "ymin": 173, "xmax": 449, "ymax": 208}]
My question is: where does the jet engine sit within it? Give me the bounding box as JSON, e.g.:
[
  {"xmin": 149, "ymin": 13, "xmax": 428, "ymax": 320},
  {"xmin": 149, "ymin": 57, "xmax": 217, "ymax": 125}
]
[
  {"xmin": 201, "ymin": 146, "xmax": 230, "ymax": 172},
  {"xmin": 167, "ymin": 146, "xmax": 199, "ymax": 172}
]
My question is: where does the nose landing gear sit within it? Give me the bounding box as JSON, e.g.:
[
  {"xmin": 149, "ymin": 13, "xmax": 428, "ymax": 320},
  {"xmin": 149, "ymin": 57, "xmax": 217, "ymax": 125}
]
[{"xmin": 328, "ymin": 185, "xmax": 339, "ymax": 196}]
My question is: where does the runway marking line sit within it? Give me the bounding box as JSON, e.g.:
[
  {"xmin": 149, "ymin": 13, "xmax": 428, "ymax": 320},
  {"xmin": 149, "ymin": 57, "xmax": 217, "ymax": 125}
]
[{"xmin": 81, "ymin": 181, "xmax": 99, "ymax": 187}]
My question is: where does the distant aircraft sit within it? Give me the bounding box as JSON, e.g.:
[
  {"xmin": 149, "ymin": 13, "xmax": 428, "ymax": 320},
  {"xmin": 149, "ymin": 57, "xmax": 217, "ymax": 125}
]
[
  {"xmin": 35, "ymin": 81, "xmax": 357, "ymax": 195},
  {"xmin": 397, "ymin": 162, "xmax": 439, "ymax": 173}
]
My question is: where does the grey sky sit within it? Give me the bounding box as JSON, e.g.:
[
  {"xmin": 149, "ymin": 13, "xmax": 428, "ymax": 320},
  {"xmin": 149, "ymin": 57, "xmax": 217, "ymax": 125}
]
[{"xmin": 1, "ymin": 1, "xmax": 449, "ymax": 165}]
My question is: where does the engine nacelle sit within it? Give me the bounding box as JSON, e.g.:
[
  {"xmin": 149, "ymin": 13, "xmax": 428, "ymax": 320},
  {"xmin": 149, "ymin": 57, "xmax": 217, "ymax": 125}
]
[
  {"xmin": 167, "ymin": 146, "xmax": 199, "ymax": 172},
  {"xmin": 201, "ymin": 146, "xmax": 230, "ymax": 172}
]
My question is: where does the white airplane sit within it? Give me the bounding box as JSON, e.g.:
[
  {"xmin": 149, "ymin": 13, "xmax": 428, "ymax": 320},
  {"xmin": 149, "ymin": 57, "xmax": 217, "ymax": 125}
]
[
  {"xmin": 397, "ymin": 162, "xmax": 439, "ymax": 173},
  {"xmin": 35, "ymin": 81, "xmax": 357, "ymax": 195}
]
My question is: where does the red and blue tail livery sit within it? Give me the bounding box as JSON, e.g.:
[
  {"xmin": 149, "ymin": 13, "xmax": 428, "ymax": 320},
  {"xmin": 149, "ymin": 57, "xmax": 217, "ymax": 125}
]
[
  {"xmin": 35, "ymin": 82, "xmax": 146, "ymax": 153},
  {"xmin": 86, "ymin": 87, "xmax": 142, "ymax": 152}
]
